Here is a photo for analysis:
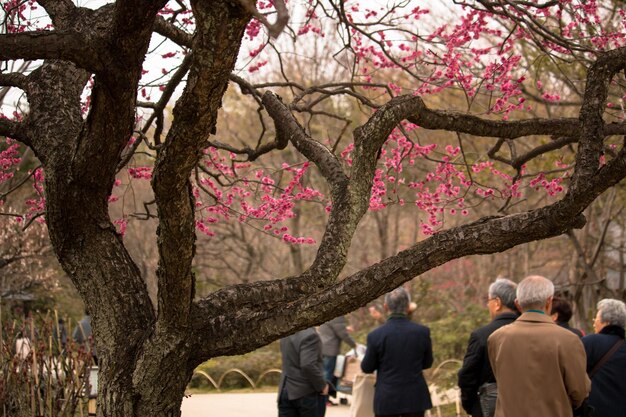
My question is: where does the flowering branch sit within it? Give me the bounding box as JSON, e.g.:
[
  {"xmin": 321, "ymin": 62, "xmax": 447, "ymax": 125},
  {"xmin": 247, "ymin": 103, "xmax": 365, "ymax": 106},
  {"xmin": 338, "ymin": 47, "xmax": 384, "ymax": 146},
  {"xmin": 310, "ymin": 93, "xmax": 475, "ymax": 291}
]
[{"xmin": 236, "ymin": 0, "xmax": 289, "ymax": 39}]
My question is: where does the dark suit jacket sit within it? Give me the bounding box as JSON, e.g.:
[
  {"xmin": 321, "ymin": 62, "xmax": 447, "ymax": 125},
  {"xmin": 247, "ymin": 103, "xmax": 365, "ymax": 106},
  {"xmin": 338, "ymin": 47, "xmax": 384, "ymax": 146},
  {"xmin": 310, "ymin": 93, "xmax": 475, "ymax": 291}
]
[
  {"xmin": 361, "ymin": 315, "xmax": 433, "ymax": 415},
  {"xmin": 556, "ymin": 321, "xmax": 584, "ymax": 338},
  {"xmin": 457, "ymin": 312, "xmax": 518, "ymax": 417},
  {"xmin": 279, "ymin": 328, "xmax": 327, "ymax": 400},
  {"xmin": 582, "ymin": 325, "xmax": 626, "ymax": 417}
]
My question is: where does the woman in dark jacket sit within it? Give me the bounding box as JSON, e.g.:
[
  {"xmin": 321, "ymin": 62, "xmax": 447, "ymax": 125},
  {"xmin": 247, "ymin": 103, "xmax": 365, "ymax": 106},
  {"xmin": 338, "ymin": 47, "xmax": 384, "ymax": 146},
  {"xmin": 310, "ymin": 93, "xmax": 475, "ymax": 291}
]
[{"xmin": 582, "ymin": 298, "xmax": 626, "ymax": 417}]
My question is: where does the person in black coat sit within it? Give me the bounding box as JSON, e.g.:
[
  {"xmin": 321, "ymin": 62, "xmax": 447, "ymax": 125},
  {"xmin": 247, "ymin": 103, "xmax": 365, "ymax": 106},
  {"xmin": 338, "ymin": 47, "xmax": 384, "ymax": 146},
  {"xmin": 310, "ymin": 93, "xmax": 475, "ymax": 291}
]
[
  {"xmin": 361, "ymin": 287, "xmax": 433, "ymax": 417},
  {"xmin": 457, "ymin": 278, "xmax": 519, "ymax": 417},
  {"xmin": 582, "ymin": 298, "xmax": 626, "ymax": 417},
  {"xmin": 550, "ymin": 296, "xmax": 584, "ymax": 337}
]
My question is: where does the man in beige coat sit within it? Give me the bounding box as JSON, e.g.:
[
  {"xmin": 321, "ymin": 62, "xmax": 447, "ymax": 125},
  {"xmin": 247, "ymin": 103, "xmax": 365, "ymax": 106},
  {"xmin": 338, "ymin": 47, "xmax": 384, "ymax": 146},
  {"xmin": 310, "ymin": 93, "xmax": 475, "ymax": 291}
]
[{"xmin": 488, "ymin": 275, "xmax": 590, "ymax": 417}]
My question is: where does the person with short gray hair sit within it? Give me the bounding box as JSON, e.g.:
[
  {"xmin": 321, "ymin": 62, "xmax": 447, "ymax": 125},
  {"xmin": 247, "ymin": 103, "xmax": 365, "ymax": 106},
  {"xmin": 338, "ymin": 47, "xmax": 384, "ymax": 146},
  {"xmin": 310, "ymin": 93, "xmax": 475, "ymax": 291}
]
[
  {"xmin": 458, "ymin": 278, "xmax": 519, "ymax": 417},
  {"xmin": 361, "ymin": 287, "xmax": 433, "ymax": 417},
  {"xmin": 488, "ymin": 275, "xmax": 590, "ymax": 417},
  {"xmin": 514, "ymin": 275, "xmax": 554, "ymax": 310},
  {"xmin": 384, "ymin": 287, "xmax": 410, "ymax": 314},
  {"xmin": 582, "ymin": 298, "xmax": 626, "ymax": 417},
  {"xmin": 488, "ymin": 278, "xmax": 518, "ymax": 313},
  {"xmin": 596, "ymin": 299, "xmax": 626, "ymax": 328}
]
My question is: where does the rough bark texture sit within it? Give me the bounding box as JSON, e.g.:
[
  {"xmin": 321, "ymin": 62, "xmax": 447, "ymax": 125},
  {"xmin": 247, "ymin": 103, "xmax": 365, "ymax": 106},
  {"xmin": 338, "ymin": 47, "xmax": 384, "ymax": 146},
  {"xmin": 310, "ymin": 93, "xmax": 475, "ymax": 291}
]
[{"xmin": 3, "ymin": 1, "xmax": 626, "ymax": 416}]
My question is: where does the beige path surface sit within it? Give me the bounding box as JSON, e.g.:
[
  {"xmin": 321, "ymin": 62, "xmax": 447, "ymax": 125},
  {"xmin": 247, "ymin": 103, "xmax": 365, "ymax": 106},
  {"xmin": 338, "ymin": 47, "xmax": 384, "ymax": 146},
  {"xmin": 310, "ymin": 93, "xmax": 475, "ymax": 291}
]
[{"xmin": 181, "ymin": 392, "xmax": 351, "ymax": 417}]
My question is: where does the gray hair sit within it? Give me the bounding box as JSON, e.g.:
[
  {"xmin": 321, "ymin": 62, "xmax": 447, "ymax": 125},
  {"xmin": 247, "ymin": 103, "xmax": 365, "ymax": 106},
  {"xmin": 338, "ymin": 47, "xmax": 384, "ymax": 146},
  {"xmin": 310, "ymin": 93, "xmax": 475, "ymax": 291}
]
[
  {"xmin": 385, "ymin": 287, "xmax": 410, "ymax": 314},
  {"xmin": 488, "ymin": 278, "xmax": 517, "ymax": 311},
  {"xmin": 516, "ymin": 275, "xmax": 554, "ymax": 310},
  {"xmin": 598, "ymin": 299, "xmax": 626, "ymax": 328}
]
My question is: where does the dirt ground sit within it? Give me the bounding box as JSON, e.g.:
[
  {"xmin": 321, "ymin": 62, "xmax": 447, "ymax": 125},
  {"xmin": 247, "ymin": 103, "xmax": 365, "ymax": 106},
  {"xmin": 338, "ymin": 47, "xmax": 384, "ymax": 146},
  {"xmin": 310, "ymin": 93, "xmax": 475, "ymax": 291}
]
[{"xmin": 181, "ymin": 392, "xmax": 352, "ymax": 417}]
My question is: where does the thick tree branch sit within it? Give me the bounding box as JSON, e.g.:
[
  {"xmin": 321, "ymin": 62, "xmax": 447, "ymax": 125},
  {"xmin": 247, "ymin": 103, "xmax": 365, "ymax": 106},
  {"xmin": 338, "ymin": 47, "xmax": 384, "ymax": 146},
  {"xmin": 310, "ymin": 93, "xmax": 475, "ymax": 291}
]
[
  {"xmin": 153, "ymin": 16, "xmax": 193, "ymax": 48},
  {"xmin": 0, "ymin": 73, "xmax": 29, "ymax": 90},
  {"xmin": 0, "ymin": 31, "xmax": 102, "ymax": 72},
  {"xmin": 262, "ymin": 91, "xmax": 347, "ymax": 186},
  {"xmin": 189, "ymin": 195, "xmax": 588, "ymax": 360},
  {"xmin": 571, "ymin": 47, "xmax": 626, "ymax": 191},
  {"xmin": 191, "ymin": 149, "xmax": 626, "ymax": 361},
  {"xmin": 36, "ymin": 0, "xmax": 76, "ymax": 25},
  {"xmin": 111, "ymin": 0, "xmax": 169, "ymax": 46},
  {"xmin": 150, "ymin": 1, "xmax": 250, "ymax": 333},
  {"xmin": 407, "ymin": 98, "xmax": 626, "ymax": 139},
  {"xmin": 189, "ymin": 44, "xmax": 626, "ymax": 362},
  {"xmin": 263, "ymin": 91, "xmax": 357, "ymax": 287},
  {"xmin": 0, "ymin": 118, "xmax": 30, "ymax": 145}
]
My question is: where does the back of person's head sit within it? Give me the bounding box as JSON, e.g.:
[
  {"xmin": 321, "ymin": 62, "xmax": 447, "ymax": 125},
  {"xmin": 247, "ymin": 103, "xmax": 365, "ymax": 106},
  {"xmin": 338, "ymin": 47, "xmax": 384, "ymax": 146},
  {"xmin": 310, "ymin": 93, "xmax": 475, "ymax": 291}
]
[
  {"xmin": 550, "ymin": 297, "xmax": 573, "ymax": 322},
  {"xmin": 597, "ymin": 299, "xmax": 626, "ymax": 328},
  {"xmin": 488, "ymin": 278, "xmax": 517, "ymax": 311},
  {"xmin": 385, "ymin": 287, "xmax": 410, "ymax": 314},
  {"xmin": 516, "ymin": 275, "xmax": 554, "ymax": 310}
]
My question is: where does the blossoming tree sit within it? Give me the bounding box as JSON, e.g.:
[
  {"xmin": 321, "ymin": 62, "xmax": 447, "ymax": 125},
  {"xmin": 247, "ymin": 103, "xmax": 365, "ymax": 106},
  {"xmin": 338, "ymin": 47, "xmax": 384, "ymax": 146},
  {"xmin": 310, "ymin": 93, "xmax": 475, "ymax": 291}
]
[{"xmin": 2, "ymin": 0, "xmax": 626, "ymax": 415}]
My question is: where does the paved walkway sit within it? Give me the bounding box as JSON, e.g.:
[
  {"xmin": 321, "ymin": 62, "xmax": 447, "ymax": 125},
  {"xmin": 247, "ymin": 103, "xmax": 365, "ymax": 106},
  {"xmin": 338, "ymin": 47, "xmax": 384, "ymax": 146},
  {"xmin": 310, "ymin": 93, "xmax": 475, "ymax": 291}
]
[{"xmin": 181, "ymin": 392, "xmax": 351, "ymax": 417}]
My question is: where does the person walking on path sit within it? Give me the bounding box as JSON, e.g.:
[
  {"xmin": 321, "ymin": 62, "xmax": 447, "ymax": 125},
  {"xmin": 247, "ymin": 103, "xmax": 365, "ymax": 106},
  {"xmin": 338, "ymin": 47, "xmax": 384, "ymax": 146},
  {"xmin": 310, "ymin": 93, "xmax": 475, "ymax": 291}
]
[
  {"xmin": 458, "ymin": 278, "xmax": 518, "ymax": 417},
  {"xmin": 319, "ymin": 315, "xmax": 356, "ymax": 400},
  {"xmin": 488, "ymin": 275, "xmax": 590, "ymax": 417},
  {"xmin": 361, "ymin": 287, "xmax": 433, "ymax": 417},
  {"xmin": 278, "ymin": 327, "xmax": 329, "ymax": 417}
]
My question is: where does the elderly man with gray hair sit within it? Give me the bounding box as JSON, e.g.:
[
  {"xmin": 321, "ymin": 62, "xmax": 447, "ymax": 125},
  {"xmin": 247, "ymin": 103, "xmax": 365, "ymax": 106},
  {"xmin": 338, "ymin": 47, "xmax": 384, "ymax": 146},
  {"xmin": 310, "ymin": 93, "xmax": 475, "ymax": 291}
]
[
  {"xmin": 487, "ymin": 275, "xmax": 590, "ymax": 417},
  {"xmin": 582, "ymin": 298, "xmax": 626, "ymax": 417},
  {"xmin": 361, "ymin": 287, "xmax": 433, "ymax": 417},
  {"xmin": 458, "ymin": 278, "xmax": 519, "ymax": 417}
]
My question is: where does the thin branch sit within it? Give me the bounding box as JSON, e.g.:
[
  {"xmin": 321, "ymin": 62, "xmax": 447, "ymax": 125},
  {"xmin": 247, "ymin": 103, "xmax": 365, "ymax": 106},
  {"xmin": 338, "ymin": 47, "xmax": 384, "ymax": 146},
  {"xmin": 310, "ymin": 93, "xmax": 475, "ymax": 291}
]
[{"xmin": 0, "ymin": 165, "xmax": 41, "ymax": 200}]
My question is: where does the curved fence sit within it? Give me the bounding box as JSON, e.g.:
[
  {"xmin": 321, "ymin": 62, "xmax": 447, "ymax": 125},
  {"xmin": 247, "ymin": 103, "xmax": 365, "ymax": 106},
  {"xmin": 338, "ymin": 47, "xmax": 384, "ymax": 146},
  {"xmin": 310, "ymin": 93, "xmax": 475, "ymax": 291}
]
[
  {"xmin": 191, "ymin": 363, "xmax": 462, "ymax": 416},
  {"xmin": 192, "ymin": 368, "xmax": 282, "ymax": 391}
]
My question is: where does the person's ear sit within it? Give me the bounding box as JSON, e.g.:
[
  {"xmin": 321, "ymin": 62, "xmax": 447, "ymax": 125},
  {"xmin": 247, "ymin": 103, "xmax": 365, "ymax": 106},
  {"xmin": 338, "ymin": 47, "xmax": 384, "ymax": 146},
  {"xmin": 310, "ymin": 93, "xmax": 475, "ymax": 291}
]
[
  {"xmin": 514, "ymin": 299, "xmax": 522, "ymax": 312},
  {"xmin": 545, "ymin": 296, "xmax": 553, "ymax": 313}
]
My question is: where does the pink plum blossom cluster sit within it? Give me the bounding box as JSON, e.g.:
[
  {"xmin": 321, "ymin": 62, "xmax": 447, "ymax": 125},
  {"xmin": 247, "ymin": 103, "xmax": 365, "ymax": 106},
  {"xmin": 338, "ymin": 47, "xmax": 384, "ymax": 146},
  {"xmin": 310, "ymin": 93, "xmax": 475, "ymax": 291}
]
[
  {"xmin": 23, "ymin": 168, "xmax": 45, "ymax": 224},
  {"xmin": 267, "ymin": 0, "xmax": 626, "ymax": 120},
  {"xmin": 0, "ymin": 138, "xmax": 21, "ymax": 183},
  {"xmin": 109, "ymin": 145, "xmax": 326, "ymax": 244},
  {"xmin": 0, "ymin": 138, "xmax": 45, "ymax": 223},
  {"xmin": 338, "ymin": 121, "xmax": 568, "ymax": 235},
  {"xmin": 196, "ymin": 149, "xmax": 325, "ymax": 244}
]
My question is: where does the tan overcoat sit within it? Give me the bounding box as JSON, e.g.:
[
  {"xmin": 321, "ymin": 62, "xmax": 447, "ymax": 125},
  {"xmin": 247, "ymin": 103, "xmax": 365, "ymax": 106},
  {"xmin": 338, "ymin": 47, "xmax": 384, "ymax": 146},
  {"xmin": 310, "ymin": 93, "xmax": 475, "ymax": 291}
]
[{"xmin": 488, "ymin": 312, "xmax": 590, "ymax": 417}]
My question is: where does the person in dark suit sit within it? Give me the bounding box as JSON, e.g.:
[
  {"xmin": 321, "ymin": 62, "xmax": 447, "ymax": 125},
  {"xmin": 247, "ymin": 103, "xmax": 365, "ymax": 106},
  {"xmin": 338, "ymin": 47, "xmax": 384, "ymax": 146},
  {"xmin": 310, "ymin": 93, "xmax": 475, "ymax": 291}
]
[
  {"xmin": 457, "ymin": 278, "xmax": 519, "ymax": 417},
  {"xmin": 361, "ymin": 287, "xmax": 433, "ymax": 417},
  {"xmin": 582, "ymin": 298, "xmax": 626, "ymax": 417},
  {"xmin": 279, "ymin": 328, "xmax": 329, "ymax": 417}
]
